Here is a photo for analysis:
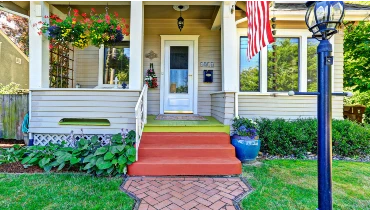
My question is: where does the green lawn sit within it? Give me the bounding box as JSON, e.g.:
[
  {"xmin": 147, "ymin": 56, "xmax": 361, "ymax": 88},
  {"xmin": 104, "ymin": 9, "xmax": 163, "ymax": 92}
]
[
  {"xmin": 242, "ymin": 160, "xmax": 370, "ymax": 210},
  {"xmin": 0, "ymin": 173, "xmax": 134, "ymax": 210}
]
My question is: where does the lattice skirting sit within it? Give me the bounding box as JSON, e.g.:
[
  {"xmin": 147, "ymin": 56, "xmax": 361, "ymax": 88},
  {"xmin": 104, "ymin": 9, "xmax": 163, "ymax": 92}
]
[{"xmin": 33, "ymin": 134, "xmax": 113, "ymax": 147}]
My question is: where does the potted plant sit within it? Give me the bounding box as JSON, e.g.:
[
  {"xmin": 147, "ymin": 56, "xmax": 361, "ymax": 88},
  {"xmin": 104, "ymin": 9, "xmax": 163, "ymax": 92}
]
[{"xmin": 231, "ymin": 116, "xmax": 261, "ymax": 162}]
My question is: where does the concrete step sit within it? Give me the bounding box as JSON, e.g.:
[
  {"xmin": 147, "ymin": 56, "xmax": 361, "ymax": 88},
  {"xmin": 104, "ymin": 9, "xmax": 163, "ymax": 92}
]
[
  {"xmin": 139, "ymin": 144, "xmax": 236, "ymax": 158},
  {"xmin": 128, "ymin": 157, "xmax": 242, "ymax": 176},
  {"xmin": 141, "ymin": 132, "xmax": 231, "ymax": 145}
]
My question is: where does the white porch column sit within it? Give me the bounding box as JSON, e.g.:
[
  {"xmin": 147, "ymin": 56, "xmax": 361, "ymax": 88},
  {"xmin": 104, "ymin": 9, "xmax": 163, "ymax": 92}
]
[
  {"xmin": 29, "ymin": 1, "xmax": 49, "ymax": 88},
  {"xmin": 221, "ymin": 1, "xmax": 238, "ymax": 92},
  {"xmin": 129, "ymin": 1, "xmax": 144, "ymax": 90}
]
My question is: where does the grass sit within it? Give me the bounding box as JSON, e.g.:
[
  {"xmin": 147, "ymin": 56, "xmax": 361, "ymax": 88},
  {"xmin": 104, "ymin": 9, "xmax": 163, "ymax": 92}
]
[
  {"xmin": 242, "ymin": 160, "xmax": 370, "ymax": 210},
  {"xmin": 0, "ymin": 173, "xmax": 134, "ymax": 210}
]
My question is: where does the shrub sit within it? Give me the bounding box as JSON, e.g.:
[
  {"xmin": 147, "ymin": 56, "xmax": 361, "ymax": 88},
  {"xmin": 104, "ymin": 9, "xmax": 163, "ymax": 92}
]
[
  {"xmin": 0, "ymin": 130, "xmax": 136, "ymax": 176},
  {"xmin": 0, "ymin": 82, "xmax": 20, "ymax": 94},
  {"xmin": 256, "ymin": 118, "xmax": 370, "ymax": 158}
]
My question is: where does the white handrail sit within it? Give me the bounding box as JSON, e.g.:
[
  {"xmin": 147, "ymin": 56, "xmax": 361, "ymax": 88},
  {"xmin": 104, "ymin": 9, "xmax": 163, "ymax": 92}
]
[{"xmin": 134, "ymin": 84, "xmax": 148, "ymax": 161}]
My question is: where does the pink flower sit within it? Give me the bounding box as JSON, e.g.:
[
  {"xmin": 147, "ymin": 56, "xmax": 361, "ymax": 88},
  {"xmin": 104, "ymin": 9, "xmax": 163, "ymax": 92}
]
[
  {"xmin": 91, "ymin": 8, "xmax": 96, "ymax": 13},
  {"xmin": 82, "ymin": 13, "xmax": 87, "ymax": 18},
  {"xmin": 114, "ymin": 12, "xmax": 119, "ymax": 18},
  {"xmin": 97, "ymin": 19, "xmax": 102, "ymax": 23},
  {"xmin": 105, "ymin": 14, "xmax": 111, "ymax": 23},
  {"xmin": 121, "ymin": 18, "xmax": 126, "ymax": 23},
  {"xmin": 49, "ymin": 44, "xmax": 53, "ymax": 49},
  {"xmin": 116, "ymin": 25, "xmax": 121, "ymax": 30},
  {"xmin": 37, "ymin": 31, "xmax": 42, "ymax": 35}
]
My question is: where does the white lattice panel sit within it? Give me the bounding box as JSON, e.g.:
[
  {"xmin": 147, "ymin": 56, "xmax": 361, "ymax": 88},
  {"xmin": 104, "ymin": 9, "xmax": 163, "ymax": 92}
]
[{"xmin": 33, "ymin": 134, "xmax": 113, "ymax": 147}]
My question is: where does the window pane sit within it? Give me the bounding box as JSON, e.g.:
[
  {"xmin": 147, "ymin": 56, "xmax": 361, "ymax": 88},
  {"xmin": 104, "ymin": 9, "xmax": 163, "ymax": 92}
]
[
  {"xmin": 103, "ymin": 42, "xmax": 130, "ymax": 85},
  {"xmin": 240, "ymin": 37, "xmax": 260, "ymax": 92},
  {"xmin": 170, "ymin": 46, "xmax": 188, "ymax": 93},
  {"xmin": 267, "ymin": 38, "xmax": 299, "ymax": 92},
  {"xmin": 307, "ymin": 38, "xmax": 319, "ymax": 91}
]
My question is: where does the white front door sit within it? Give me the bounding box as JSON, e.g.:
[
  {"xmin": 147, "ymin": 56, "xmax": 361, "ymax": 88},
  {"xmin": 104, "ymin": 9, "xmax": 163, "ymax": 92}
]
[{"xmin": 163, "ymin": 41, "xmax": 194, "ymax": 114}]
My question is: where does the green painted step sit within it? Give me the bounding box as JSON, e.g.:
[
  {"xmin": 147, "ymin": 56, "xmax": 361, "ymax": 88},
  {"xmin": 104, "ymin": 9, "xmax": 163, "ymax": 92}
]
[{"xmin": 143, "ymin": 116, "xmax": 230, "ymax": 134}]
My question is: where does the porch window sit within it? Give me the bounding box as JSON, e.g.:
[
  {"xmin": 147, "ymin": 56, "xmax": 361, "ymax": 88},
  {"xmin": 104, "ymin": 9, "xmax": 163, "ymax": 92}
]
[
  {"xmin": 239, "ymin": 37, "xmax": 260, "ymax": 92},
  {"xmin": 103, "ymin": 42, "xmax": 130, "ymax": 85},
  {"xmin": 267, "ymin": 37, "xmax": 300, "ymax": 92},
  {"xmin": 307, "ymin": 38, "xmax": 320, "ymax": 92}
]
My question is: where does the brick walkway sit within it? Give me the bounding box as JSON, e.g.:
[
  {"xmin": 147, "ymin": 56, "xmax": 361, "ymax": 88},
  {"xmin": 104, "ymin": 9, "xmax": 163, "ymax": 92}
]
[{"xmin": 121, "ymin": 177, "xmax": 251, "ymax": 210}]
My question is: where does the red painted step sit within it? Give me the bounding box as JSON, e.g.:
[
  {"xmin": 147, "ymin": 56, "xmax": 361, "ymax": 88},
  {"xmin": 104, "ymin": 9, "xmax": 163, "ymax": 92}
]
[
  {"xmin": 128, "ymin": 157, "xmax": 242, "ymax": 176},
  {"xmin": 141, "ymin": 132, "xmax": 230, "ymax": 145},
  {"xmin": 128, "ymin": 132, "xmax": 241, "ymax": 176},
  {"xmin": 139, "ymin": 144, "xmax": 236, "ymax": 157}
]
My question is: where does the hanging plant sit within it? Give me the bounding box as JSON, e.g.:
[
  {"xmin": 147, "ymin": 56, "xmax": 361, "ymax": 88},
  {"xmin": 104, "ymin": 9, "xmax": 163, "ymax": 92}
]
[
  {"xmin": 88, "ymin": 8, "xmax": 129, "ymax": 47},
  {"xmin": 36, "ymin": 9, "xmax": 89, "ymax": 49}
]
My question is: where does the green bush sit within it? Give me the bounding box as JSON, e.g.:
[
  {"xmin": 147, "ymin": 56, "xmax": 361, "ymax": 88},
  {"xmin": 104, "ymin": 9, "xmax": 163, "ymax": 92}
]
[
  {"xmin": 0, "ymin": 131, "xmax": 137, "ymax": 176},
  {"xmin": 256, "ymin": 118, "xmax": 370, "ymax": 158}
]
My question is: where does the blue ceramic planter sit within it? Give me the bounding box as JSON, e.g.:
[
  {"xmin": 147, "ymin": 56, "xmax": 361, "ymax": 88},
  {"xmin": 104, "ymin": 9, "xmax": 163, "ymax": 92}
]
[{"xmin": 231, "ymin": 135, "xmax": 261, "ymax": 162}]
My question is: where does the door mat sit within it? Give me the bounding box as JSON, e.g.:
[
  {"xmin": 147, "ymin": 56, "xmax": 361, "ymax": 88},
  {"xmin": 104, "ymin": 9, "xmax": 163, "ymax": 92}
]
[{"xmin": 155, "ymin": 114, "xmax": 207, "ymax": 121}]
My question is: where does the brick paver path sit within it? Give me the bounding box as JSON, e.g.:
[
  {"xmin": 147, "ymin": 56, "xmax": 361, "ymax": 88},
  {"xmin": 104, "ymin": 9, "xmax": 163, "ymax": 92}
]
[{"xmin": 122, "ymin": 177, "xmax": 251, "ymax": 210}]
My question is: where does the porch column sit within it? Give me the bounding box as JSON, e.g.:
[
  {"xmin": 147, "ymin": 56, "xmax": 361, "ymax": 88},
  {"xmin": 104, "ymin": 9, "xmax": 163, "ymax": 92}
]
[
  {"xmin": 221, "ymin": 2, "xmax": 238, "ymax": 92},
  {"xmin": 29, "ymin": 1, "xmax": 49, "ymax": 88},
  {"xmin": 129, "ymin": 1, "xmax": 144, "ymax": 90}
]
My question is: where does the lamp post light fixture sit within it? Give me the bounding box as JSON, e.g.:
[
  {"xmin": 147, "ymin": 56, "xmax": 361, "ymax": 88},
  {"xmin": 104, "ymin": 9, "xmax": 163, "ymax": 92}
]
[{"xmin": 289, "ymin": 2, "xmax": 345, "ymax": 210}]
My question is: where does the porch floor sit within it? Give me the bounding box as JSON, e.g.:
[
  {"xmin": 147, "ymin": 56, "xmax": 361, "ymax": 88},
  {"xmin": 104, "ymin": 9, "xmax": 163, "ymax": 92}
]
[{"xmin": 144, "ymin": 116, "xmax": 229, "ymax": 133}]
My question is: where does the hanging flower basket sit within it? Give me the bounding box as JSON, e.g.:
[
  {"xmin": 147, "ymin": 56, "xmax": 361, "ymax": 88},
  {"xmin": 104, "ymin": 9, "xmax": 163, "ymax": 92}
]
[
  {"xmin": 34, "ymin": 8, "xmax": 129, "ymax": 49},
  {"xmin": 89, "ymin": 9, "xmax": 129, "ymax": 47},
  {"xmin": 37, "ymin": 9, "xmax": 89, "ymax": 49}
]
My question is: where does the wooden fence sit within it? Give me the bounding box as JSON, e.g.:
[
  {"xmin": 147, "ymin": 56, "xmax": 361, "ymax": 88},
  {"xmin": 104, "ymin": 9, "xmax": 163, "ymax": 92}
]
[{"xmin": 0, "ymin": 94, "xmax": 29, "ymax": 140}]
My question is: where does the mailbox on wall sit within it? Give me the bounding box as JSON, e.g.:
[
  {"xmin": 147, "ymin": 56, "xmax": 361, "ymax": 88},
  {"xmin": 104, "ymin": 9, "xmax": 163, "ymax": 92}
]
[{"xmin": 203, "ymin": 70, "xmax": 213, "ymax": 83}]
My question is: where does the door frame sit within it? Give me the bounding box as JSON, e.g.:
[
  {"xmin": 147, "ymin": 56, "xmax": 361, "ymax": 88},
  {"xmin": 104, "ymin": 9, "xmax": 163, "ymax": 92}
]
[{"xmin": 160, "ymin": 35, "xmax": 199, "ymax": 115}]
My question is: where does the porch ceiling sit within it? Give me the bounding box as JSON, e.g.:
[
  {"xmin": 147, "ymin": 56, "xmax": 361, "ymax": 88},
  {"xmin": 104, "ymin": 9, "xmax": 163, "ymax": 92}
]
[
  {"xmin": 52, "ymin": 5, "xmax": 131, "ymax": 17},
  {"xmin": 144, "ymin": 5, "xmax": 218, "ymax": 19},
  {"xmin": 52, "ymin": 5, "xmax": 218, "ymax": 19}
]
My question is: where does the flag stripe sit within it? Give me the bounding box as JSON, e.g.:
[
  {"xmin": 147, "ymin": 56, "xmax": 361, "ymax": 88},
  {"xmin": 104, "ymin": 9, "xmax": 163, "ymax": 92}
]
[{"xmin": 246, "ymin": 1, "xmax": 274, "ymax": 60}]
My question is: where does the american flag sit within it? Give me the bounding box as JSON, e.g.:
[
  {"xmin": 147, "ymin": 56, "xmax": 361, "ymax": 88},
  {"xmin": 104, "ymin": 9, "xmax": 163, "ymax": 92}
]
[{"xmin": 246, "ymin": 1, "xmax": 274, "ymax": 60}]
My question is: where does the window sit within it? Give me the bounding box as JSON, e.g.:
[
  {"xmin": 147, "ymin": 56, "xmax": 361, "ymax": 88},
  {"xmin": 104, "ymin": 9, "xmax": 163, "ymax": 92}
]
[
  {"xmin": 103, "ymin": 42, "xmax": 130, "ymax": 84},
  {"xmin": 267, "ymin": 37, "xmax": 299, "ymax": 92},
  {"xmin": 307, "ymin": 38, "xmax": 320, "ymax": 91},
  {"xmin": 239, "ymin": 37, "xmax": 260, "ymax": 92}
]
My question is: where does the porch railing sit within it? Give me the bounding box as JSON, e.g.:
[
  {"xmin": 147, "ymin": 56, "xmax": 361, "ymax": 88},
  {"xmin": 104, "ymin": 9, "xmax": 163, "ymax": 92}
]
[{"xmin": 134, "ymin": 84, "xmax": 148, "ymax": 161}]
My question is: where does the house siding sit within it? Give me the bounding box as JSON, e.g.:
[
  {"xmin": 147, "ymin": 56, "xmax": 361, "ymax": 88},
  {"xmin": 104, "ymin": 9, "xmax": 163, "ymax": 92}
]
[
  {"xmin": 29, "ymin": 90, "xmax": 139, "ymax": 134},
  {"xmin": 144, "ymin": 19, "xmax": 222, "ymax": 115},
  {"xmin": 75, "ymin": 46, "xmax": 100, "ymax": 88},
  {"xmin": 211, "ymin": 92, "xmax": 235, "ymax": 127},
  {"xmin": 0, "ymin": 31, "xmax": 29, "ymax": 89}
]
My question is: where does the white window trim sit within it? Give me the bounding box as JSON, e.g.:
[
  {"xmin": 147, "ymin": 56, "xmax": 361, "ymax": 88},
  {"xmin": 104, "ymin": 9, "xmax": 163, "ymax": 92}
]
[
  {"xmin": 237, "ymin": 28, "xmax": 333, "ymax": 95},
  {"xmin": 98, "ymin": 38, "xmax": 130, "ymax": 87}
]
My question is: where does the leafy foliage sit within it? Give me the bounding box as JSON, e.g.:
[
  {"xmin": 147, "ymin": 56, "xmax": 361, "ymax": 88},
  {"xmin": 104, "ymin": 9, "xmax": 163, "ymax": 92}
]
[
  {"xmin": 0, "ymin": 144, "xmax": 25, "ymax": 164},
  {"xmin": 344, "ymin": 21, "xmax": 370, "ymax": 92},
  {"xmin": 232, "ymin": 116, "xmax": 259, "ymax": 138},
  {"xmin": 0, "ymin": 11, "xmax": 29, "ymax": 55},
  {"xmin": 256, "ymin": 118, "xmax": 370, "ymax": 157},
  {"xmin": 0, "ymin": 82, "xmax": 20, "ymax": 94},
  {"xmin": 0, "ymin": 131, "xmax": 136, "ymax": 176}
]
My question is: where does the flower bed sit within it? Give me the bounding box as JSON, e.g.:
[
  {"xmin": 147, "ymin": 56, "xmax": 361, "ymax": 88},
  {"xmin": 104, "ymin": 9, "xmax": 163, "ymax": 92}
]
[{"xmin": 0, "ymin": 130, "xmax": 136, "ymax": 176}]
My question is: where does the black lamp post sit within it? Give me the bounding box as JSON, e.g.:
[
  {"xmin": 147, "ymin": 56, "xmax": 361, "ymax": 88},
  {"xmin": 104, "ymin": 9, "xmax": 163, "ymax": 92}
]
[
  {"xmin": 306, "ymin": 2, "xmax": 345, "ymax": 210},
  {"xmin": 289, "ymin": 1, "xmax": 345, "ymax": 210}
]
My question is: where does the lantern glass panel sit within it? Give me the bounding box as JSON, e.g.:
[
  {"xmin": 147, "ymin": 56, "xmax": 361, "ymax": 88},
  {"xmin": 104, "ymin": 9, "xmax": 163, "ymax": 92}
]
[{"xmin": 316, "ymin": 6, "xmax": 326, "ymax": 24}]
